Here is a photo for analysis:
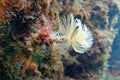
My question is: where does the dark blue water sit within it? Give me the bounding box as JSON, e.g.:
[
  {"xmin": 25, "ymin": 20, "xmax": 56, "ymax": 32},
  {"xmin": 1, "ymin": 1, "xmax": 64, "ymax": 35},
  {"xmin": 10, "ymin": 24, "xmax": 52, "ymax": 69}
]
[{"xmin": 108, "ymin": 14, "xmax": 120, "ymax": 74}]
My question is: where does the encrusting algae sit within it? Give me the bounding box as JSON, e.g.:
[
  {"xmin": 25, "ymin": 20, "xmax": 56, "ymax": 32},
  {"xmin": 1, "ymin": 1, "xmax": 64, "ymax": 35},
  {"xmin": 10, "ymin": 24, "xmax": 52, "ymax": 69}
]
[{"xmin": 0, "ymin": 0, "xmax": 120, "ymax": 80}]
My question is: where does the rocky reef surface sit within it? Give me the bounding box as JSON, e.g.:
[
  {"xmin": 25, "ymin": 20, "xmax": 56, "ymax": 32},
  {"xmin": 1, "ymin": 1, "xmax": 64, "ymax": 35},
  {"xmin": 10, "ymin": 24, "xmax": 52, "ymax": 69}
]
[{"xmin": 0, "ymin": 0, "xmax": 120, "ymax": 80}]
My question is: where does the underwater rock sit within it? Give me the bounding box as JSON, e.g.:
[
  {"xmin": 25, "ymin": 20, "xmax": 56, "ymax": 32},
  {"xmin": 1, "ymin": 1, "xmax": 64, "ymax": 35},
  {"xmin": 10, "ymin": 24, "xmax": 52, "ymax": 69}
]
[{"xmin": 0, "ymin": 0, "xmax": 120, "ymax": 80}]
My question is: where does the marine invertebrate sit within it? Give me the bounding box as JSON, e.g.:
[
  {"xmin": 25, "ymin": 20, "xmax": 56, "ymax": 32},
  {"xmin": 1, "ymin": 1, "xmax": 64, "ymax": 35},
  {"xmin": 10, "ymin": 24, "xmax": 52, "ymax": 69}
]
[
  {"xmin": 36, "ymin": 16, "xmax": 52, "ymax": 38},
  {"xmin": 55, "ymin": 14, "xmax": 93, "ymax": 54},
  {"xmin": 35, "ymin": 17, "xmax": 55, "ymax": 44}
]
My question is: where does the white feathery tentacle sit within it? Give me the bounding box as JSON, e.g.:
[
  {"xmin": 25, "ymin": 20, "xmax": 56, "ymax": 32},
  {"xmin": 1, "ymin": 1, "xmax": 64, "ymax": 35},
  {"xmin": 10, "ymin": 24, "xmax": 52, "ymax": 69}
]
[{"xmin": 54, "ymin": 14, "xmax": 93, "ymax": 54}]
